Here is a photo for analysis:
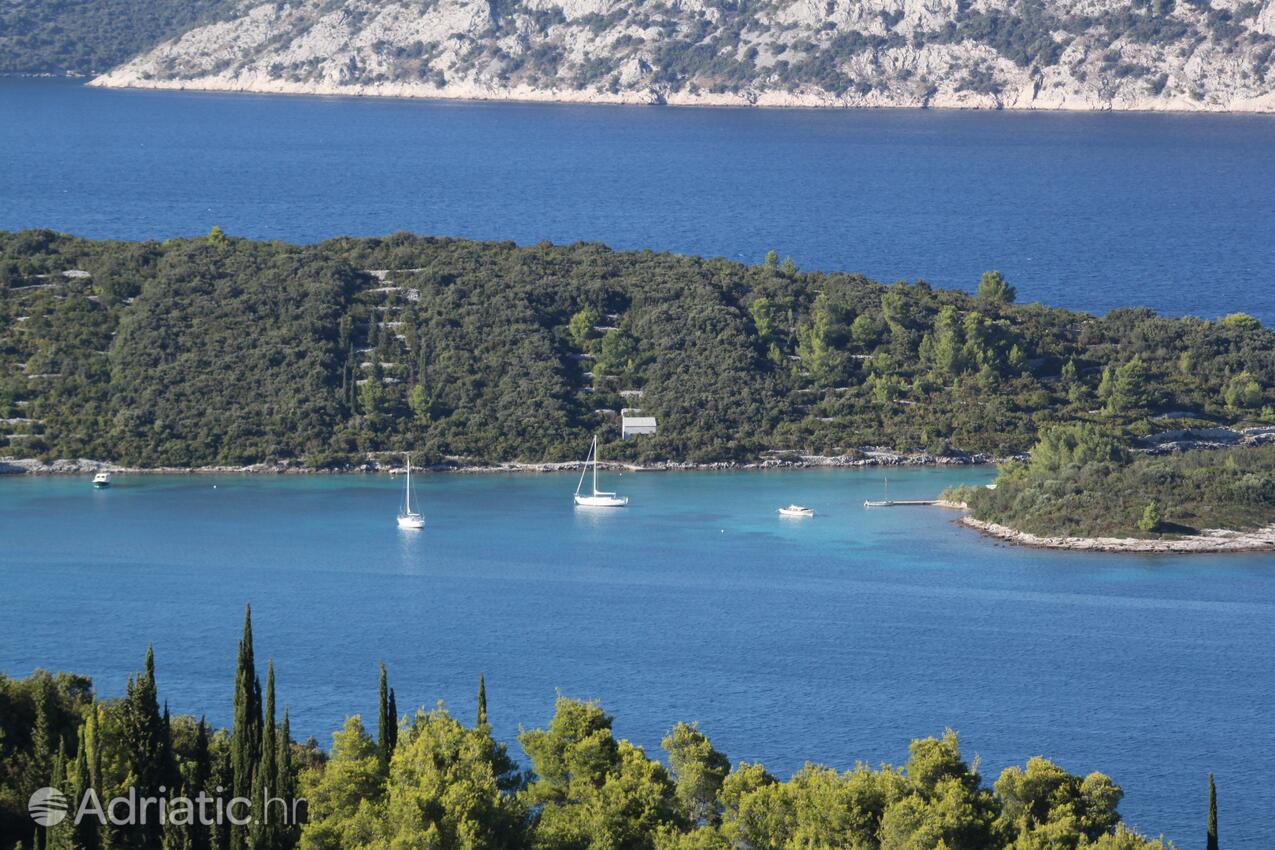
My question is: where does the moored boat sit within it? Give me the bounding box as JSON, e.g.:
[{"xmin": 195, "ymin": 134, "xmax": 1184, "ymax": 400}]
[
  {"xmin": 92, "ymin": 472, "xmax": 112, "ymax": 488},
  {"xmin": 778, "ymin": 505, "xmax": 814, "ymax": 517},
  {"xmin": 574, "ymin": 435, "xmax": 628, "ymax": 507},
  {"xmin": 396, "ymin": 453, "xmax": 425, "ymax": 529}
]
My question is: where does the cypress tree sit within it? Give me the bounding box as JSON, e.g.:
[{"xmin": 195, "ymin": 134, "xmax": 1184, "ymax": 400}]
[
  {"xmin": 161, "ymin": 702, "xmax": 179, "ymax": 795},
  {"xmin": 45, "ymin": 738, "xmax": 72, "ymax": 850},
  {"xmin": 231, "ymin": 606, "xmax": 262, "ymax": 850},
  {"xmin": 29, "ymin": 682, "xmax": 53, "ymax": 805},
  {"xmin": 376, "ymin": 662, "xmax": 390, "ymax": 768},
  {"xmin": 251, "ymin": 662, "xmax": 279, "ymax": 850},
  {"xmin": 477, "ymin": 674, "xmax": 488, "ymax": 727},
  {"xmin": 72, "ymin": 724, "xmax": 100, "ymax": 850},
  {"xmin": 276, "ymin": 709, "xmax": 298, "ymax": 850},
  {"xmin": 386, "ymin": 688, "xmax": 397, "ymax": 754},
  {"xmin": 190, "ymin": 718, "xmax": 211, "ymax": 850},
  {"xmin": 121, "ymin": 646, "xmax": 165, "ymax": 850},
  {"xmin": 1207, "ymin": 773, "xmax": 1219, "ymax": 850},
  {"xmin": 87, "ymin": 703, "xmax": 101, "ymax": 794}
]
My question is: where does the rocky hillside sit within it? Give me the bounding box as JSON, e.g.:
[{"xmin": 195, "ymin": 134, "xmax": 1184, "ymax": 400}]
[{"xmin": 89, "ymin": 0, "xmax": 1275, "ymax": 111}]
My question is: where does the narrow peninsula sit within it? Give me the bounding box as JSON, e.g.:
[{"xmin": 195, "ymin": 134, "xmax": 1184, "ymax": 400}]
[{"xmin": 945, "ymin": 427, "xmax": 1275, "ymax": 553}]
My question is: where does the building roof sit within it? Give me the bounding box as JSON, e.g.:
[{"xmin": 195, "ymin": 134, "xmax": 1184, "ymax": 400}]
[{"xmin": 622, "ymin": 416, "xmax": 657, "ymax": 427}]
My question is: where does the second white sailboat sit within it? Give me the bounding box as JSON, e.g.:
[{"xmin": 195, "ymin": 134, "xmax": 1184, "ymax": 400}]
[
  {"xmin": 396, "ymin": 452, "xmax": 426, "ymax": 529},
  {"xmin": 574, "ymin": 435, "xmax": 629, "ymax": 507}
]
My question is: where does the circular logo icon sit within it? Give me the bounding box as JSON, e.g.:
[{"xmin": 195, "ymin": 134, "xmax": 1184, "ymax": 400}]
[{"xmin": 29, "ymin": 786, "xmax": 69, "ymax": 826}]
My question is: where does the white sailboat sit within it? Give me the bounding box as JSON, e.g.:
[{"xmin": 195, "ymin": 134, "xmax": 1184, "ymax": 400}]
[
  {"xmin": 574, "ymin": 435, "xmax": 628, "ymax": 507},
  {"xmin": 92, "ymin": 471, "xmax": 112, "ymax": 488},
  {"xmin": 396, "ymin": 453, "xmax": 425, "ymax": 529},
  {"xmin": 864, "ymin": 475, "xmax": 895, "ymax": 508}
]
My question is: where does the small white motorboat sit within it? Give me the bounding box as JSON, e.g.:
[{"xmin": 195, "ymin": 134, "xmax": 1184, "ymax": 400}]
[
  {"xmin": 574, "ymin": 435, "xmax": 628, "ymax": 507},
  {"xmin": 92, "ymin": 472, "xmax": 112, "ymax": 488},
  {"xmin": 778, "ymin": 505, "xmax": 814, "ymax": 517},
  {"xmin": 396, "ymin": 452, "xmax": 425, "ymax": 529}
]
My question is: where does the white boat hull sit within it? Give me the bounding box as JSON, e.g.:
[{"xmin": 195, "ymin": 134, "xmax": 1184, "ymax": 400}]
[
  {"xmin": 778, "ymin": 507, "xmax": 814, "ymax": 517},
  {"xmin": 397, "ymin": 513, "xmax": 425, "ymax": 529},
  {"xmin": 574, "ymin": 494, "xmax": 629, "ymax": 508}
]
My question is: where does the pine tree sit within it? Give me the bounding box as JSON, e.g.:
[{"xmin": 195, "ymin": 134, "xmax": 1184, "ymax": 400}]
[
  {"xmin": 231, "ymin": 606, "xmax": 263, "ymax": 850},
  {"xmin": 1207, "ymin": 773, "xmax": 1218, "ymax": 850},
  {"xmin": 1138, "ymin": 501, "xmax": 1162, "ymax": 534},
  {"xmin": 477, "ymin": 675, "xmax": 488, "ymax": 727}
]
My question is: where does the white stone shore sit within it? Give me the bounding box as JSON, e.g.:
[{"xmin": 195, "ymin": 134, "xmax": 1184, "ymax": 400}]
[
  {"xmin": 960, "ymin": 516, "xmax": 1275, "ymax": 554},
  {"xmin": 0, "ymin": 451, "xmax": 992, "ymax": 477},
  {"xmin": 86, "ymin": 74, "xmax": 1275, "ymax": 114}
]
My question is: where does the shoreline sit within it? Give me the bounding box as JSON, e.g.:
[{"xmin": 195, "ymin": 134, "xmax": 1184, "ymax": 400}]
[
  {"xmin": 84, "ymin": 76, "xmax": 1275, "ymax": 116},
  {"xmin": 0, "ymin": 452, "xmax": 994, "ymax": 477},
  {"xmin": 959, "ymin": 515, "xmax": 1275, "ymax": 554}
]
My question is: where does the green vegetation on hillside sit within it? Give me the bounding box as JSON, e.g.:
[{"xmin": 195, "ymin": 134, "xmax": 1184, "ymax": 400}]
[
  {"xmin": 0, "ymin": 0, "xmax": 237, "ymax": 76},
  {"xmin": 946, "ymin": 426, "xmax": 1275, "ymax": 538},
  {"xmin": 1, "ymin": 610, "xmax": 1176, "ymax": 850},
  {"xmin": 2, "ymin": 229, "xmax": 1274, "ymax": 469}
]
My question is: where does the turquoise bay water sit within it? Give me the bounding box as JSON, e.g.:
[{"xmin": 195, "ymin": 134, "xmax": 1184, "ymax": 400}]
[
  {"xmin": 3, "ymin": 79, "xmax": 1275, "ymax": 321},
  {"xmin": 2, "ymin": 469, "xmax": 1274, "ymax": 847}
]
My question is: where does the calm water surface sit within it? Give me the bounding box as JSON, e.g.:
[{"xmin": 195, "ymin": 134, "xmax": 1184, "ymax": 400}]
[
  {"xmin": 3, "ymin": 79, "xmax": 1275, "ymax": 321},
  {"xmin": 2, "ymin": 469, "xmax": 1273, "ymax": 847}
]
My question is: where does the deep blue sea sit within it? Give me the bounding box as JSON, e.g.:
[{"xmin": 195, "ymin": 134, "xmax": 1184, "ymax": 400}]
[
  {"xmin": 2, "ymin": 79, "xmax": 1275, "ymax": 321},
  {"xmin": 4, "ymin": 78, "xmax": 1275, "ymax": 846},
  {"xmin": 2, "ymin": 470, "xmax": 1274, "ymax": 847}
]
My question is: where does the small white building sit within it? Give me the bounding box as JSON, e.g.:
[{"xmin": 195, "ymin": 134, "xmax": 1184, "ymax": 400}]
[{"xmin": 621, "ymin": 414, "xmax": 657, "ymax": 439}]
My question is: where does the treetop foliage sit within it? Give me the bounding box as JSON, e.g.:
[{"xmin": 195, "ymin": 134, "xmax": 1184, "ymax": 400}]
[
  {"xmin": 952, "ymin": 428, "xmax": 1275, "ymax": 538},
  {"xmin": 1, "ymin": 629, "xmax": 1174, "ymax": 850}
]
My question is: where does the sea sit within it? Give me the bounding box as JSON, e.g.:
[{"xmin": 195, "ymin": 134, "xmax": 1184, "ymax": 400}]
[
  {"xmin": 2, "ymin": 78, "xmax": 1275, "ymax": 322},
  {"xmin": 3, "ymin": 78, "xmax": 1275, "ymax": 847}
]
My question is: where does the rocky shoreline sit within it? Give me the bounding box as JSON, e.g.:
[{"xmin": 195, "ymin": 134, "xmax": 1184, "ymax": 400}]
[
  {"xmin": 959, "ymin": 516, "xmax": 1275, "ymax": 554},
  {"xmin": 83, "ymin": 0, "xmax": 1275, "ymax": 116},
  {"xmin": 0, "ymin": 450, "xmax": 994, "ymax": 477},
  {"xmin": 87, "ymin": 75, "xmax": 1275, "ymax": 114}
]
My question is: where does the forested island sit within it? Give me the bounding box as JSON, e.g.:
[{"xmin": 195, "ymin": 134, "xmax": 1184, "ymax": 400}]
[
  {"xmin": 3, "ymin": 229, "xmax": 1274, "ymax": 473},
  {"xmin": 0, "ymin": 609, "xmax": 1185, "ymax": 850}
]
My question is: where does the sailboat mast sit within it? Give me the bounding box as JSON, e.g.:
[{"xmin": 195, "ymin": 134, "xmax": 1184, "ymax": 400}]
[
  {"xmin": 404, "ymin": 452, "xmax": 411, "ymax": 514},
  {"xmin": 592, "ymin": 436, "xmax": 599, "ymax": 495}
]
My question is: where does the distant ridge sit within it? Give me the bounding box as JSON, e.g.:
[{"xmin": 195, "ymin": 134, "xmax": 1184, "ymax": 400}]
[{"xmin": 89, "ymin": 0, "xmax": 1275, "ymax": 112}]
